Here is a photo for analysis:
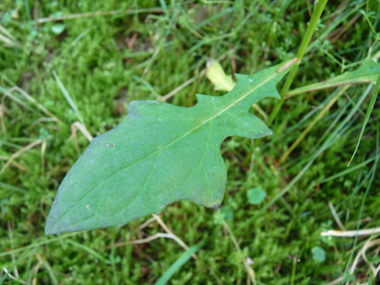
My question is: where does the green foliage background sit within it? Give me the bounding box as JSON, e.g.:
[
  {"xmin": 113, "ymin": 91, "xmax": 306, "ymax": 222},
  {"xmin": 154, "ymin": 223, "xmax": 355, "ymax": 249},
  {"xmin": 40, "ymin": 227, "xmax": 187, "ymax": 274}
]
[{"xmin": 0, "ymin": 0, "xmax": 379, "ymax": 284}]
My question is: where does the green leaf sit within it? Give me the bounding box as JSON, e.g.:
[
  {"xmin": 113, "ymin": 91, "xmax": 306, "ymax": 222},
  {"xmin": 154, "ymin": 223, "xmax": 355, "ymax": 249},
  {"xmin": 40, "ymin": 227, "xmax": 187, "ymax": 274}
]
[
  {"xmin": 247, "ymin": 188, "xmax": 266, "ymax": 205},
  {"xmin": 51, "ymin": 24, "xmax": 65, "ymax": 34},
  {"xmin": 206, "ymin": 59, "xmax": 236, "ymax": 92},
  {"xmin": 45, "ymin": 60, "xmax": 296, "ymax": 235},
  {"xmin": 288, "ymin": 58, "xmax": 380, "ymax": 96},
  {"xmin": 311, "ymin": 246, "xmax": 326, "ymax": 263}
]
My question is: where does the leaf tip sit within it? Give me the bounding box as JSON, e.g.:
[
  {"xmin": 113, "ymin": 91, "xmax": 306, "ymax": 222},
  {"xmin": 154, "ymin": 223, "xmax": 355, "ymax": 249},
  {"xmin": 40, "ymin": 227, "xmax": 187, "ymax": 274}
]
[
  {"xmin": 44, "ymin": 220, "xmax": 57, "ymax": 235},
  {"xmin": 44, "ymin": 224, "xmax": 54, "ymax": 236},
  {"xmin": 44, "ymin": 209, "xmax": 66, "ymax": 235}
]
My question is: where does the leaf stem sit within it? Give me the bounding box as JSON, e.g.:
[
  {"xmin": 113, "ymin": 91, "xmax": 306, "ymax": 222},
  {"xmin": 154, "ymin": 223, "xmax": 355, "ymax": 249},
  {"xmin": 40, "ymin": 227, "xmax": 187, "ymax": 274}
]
[{"xmin": 267, "ymin": 0, "xmax": 329, "ymax": 125}]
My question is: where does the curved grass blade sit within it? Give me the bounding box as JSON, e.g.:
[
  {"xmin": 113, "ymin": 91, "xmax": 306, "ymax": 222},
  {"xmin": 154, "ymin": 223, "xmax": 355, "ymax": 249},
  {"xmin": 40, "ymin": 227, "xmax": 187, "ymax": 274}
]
[
  {"xmin": 348, "ymin": 74, "xmax": 380, "ymax": 166},
  {"xmin": 154, "ymin": 241, "xmax": 204, "ymax": 285},
  {"xmin": 287, "ymin": 58, "xmax": 380, "ymax": 97}
]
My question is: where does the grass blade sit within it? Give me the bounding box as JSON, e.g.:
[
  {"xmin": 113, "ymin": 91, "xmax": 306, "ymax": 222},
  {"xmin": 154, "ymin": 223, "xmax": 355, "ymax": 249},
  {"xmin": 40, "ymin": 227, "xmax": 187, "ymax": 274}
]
[
  {"xmin": 267, "ymin": 0, "xmax": 329, "ymax": 125},
  {"xmin": 258, "ymin": 85, "xmax": 372, "ymax": 214},
  {"xmin": 154, "ymin": 241, "xmax": 204, "ymax": 285},
  {"xmin": 53, "ymin": 71, "xmax": 84, "ymax": 125},
  {"xmin": 0, "ymin": 233, "xmax": 79, "ymax": 258},
  {"xmin": 320, "ymin": 154, "xmax": 380, "ymax": 183},
  {"xmin": 348, "ymin": 74, "xmax": 380, "ymax": 166},
  {"xmin": 66, "ymin": 240, "xmax": 107, "ymax": 264},
  {"xmin": 279, "ymin": 85, "xmax": 349, "ymax": 164}
]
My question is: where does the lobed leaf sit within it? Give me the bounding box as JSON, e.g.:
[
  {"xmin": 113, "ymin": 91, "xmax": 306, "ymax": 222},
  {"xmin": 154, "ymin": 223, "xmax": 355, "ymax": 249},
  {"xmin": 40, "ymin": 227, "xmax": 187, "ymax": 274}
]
[{"xmin": 45, "ymin": 60, "xmax": 296, "ymax": 235}]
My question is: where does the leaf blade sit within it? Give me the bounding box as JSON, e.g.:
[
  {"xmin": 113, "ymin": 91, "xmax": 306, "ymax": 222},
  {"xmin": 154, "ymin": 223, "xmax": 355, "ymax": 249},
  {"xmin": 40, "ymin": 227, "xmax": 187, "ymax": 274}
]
[{"xmin": 45, "ymin": 60, "xmax": 296, "ymax": 235}]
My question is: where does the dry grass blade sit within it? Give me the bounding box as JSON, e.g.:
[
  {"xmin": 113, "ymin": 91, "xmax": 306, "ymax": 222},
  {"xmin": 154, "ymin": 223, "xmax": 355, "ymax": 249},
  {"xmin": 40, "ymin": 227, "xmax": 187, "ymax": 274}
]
[
  {"xmin": 0, "ymin": 139, "xmax": 42, "ymax": 175},
  {"xmin": 38, "ymin": 8, "xmax": 163, "ymax": 23},
  {"xmin": 321, "ymin": 227, "xmax": 380, "ymax": 237},
  {"xmin": 2, "ymin": 268, "xmax": 26, "ymax": 284},
  {"xmin": 135, "ymin": 215, "xmax": 223, "ymax": 284},
  {"xmin": 0, "ymin": 101, "xmax": 5, "ymax": 133},
  {"xmin": 223, "ymin": 221, "xmax": 256, "ymax": 284},
  {"xmin": 29, "ymin": 118, "xmax": 57, "ymax": 130},
  {"xmin": 41, "ymin": 140, "xmax": 47, "ymax": 173},
  {"xmin": 152, "ymin": 214, "xmax": 173, "ymax": 235},
  {"xmin": 33, "ymin": 253, "xmax": 58, "ymax": 285},
  {"xmin": 31, "ymin": 254, "xmax": 43, "ymax": 285},
  {"xmin": 109, "ymin": 217, "xmax": 195, "ymax": 259},
  {"xmin": 0, "ymin": 24, "xmax": 17, "ymax": 41},
  {"xmin": 71, "ymin": 122, "xmax": 93, "ymax": 153},
  {"xmin": 328, "ymin": 13, "xmax": 361, "ymax": 44},
  {"xmin": 0, "ymin": 24, "xmax": 21, "ymax": 48},
  {"xmin": 1, "ymin": 89, "xmax": 39, "ymax": 132},
  {"xmin": 0, "ymin": 155, "xmax": 26, "ymax": 171},
  {"xmin": 361, "ymin": 239, "xmax": 380, "ymax": 276},
  {"xmin": 71, "ymin": 122, "xmax": 93, "ymax": 141},
  {"xmin": 2, "ymin": 86, "xmax": 61, "ymax": 122},
  {"xmin": 348, "ymin": 238, "xmax": 380, "ymax": 282},
  {"xmin": 137, "ymin": 216, "xmax": 156, "ymax": 232},
  {"xmin": 323, "ymin": 239, "xmax": 380, "ymax": 284},
  {"xmin": 107, "ymin": 233, "xmax": 183, "ymax": 249},
  {"xmin": 328, "ymin": 202, "xmax": 346, "ymax": 231},
  {"xmin": 323, "ymin": 276, "xmax": 345, "ymax": 285},
  {"xmin": 152, "ymin": 214, "xmax": 196, "ymax": 259}
]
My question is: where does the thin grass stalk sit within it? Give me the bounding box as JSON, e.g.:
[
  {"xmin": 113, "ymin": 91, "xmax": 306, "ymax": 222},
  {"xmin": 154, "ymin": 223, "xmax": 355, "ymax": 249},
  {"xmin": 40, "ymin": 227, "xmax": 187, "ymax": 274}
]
[{"xmin": 267, "ymin": 0, "xmax": 329, "ymax": 125}]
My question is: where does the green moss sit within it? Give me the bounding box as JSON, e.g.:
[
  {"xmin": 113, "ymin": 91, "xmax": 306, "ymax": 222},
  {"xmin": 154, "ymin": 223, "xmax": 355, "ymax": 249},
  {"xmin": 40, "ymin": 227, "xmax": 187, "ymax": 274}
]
[{"xmin": 0, "ymin": 0, "xmax": 379, "ymax": 284}]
